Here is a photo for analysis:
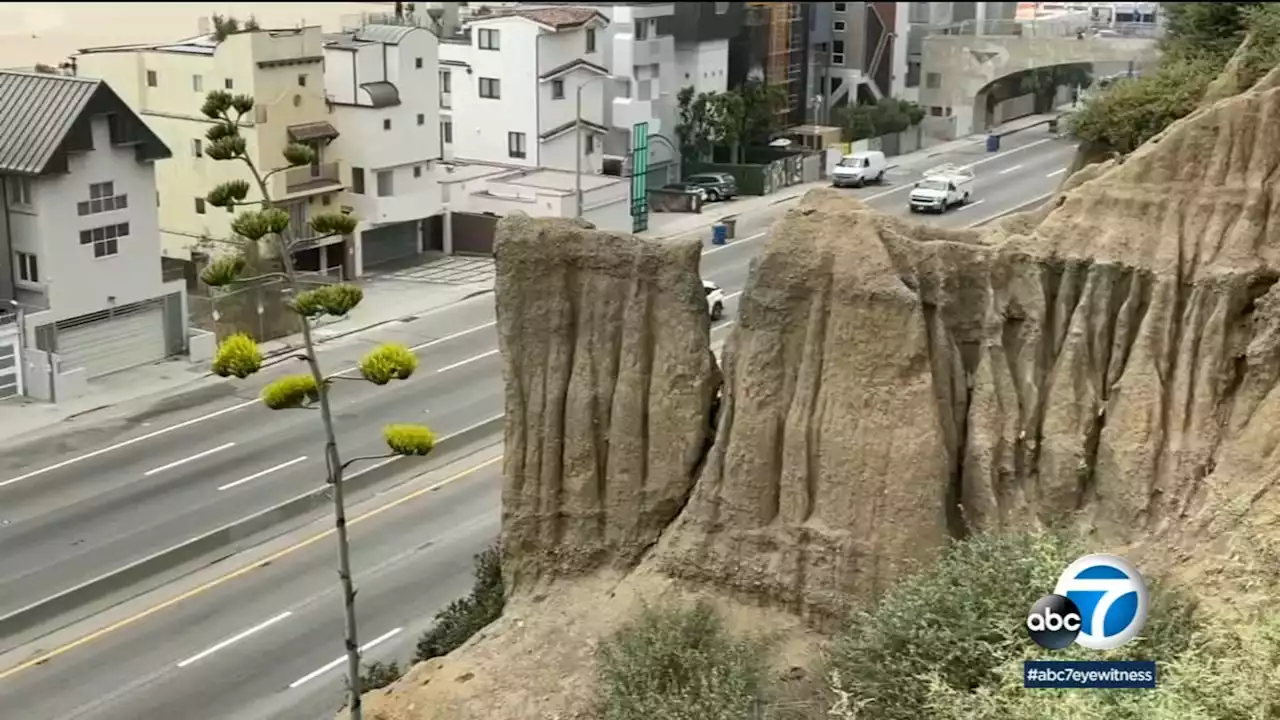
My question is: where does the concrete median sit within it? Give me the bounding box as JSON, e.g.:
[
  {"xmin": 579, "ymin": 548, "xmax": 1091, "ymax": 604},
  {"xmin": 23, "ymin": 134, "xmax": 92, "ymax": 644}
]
[{"xmin": 0, "ymin": 413, "xmax": 505, "ymax": 641}]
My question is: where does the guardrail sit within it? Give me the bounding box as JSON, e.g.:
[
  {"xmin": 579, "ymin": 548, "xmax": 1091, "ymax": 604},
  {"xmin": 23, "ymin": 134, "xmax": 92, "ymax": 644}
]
[
  {"xmin": 926, "ymin": 18, "xmax": 1161, "ymax": 39},
  {"xmin": 0, "ymin": 413, "xmax": 505, "ymax": 642}
]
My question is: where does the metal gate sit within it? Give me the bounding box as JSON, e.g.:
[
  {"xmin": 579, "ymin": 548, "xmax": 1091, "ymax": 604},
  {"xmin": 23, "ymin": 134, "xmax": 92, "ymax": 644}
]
[
  {"xmin": 361, "ymin": 221, "xmax": 421, "ymax": 270},
  {"xmin": 50, "ymin": 299, "xmax": 168, "ymax": 379},
  {"xmin": 0, "ymin": 340, "xmax": 18, "ymax": 398}
]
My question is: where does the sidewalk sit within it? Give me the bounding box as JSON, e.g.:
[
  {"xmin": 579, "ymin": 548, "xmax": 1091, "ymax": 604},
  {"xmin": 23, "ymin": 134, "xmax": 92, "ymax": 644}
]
[
  {"xmin": 0, "ymin": 270, "xmax": 493, "ymax": 444},
  {"xmin": 641, "ymin": 109, "xmax": 1065, "ymax": 242}
]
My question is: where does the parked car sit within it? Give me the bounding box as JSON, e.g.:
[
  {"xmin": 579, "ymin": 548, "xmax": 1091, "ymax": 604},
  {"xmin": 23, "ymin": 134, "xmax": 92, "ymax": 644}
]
[
  {"xmin": 704, "ymin": 280, "xmax": 726, "ymax": 321},
  {"xmin": 832, "ymin": 150, "xmax": 888, "ymax": 188},
  {"xmin": 664, "ymin": 182, "xmax": 707, "ymax": 202},
  {"xmin": 685, "ymin": 173, "xmax": 738, "ymax": 202}
]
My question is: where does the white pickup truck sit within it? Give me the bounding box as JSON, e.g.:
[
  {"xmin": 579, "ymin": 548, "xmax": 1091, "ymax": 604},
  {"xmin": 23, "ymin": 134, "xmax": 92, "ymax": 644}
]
[{"xmin": 908, "ymin": 163, "xmax": 975, "ymax": 213}]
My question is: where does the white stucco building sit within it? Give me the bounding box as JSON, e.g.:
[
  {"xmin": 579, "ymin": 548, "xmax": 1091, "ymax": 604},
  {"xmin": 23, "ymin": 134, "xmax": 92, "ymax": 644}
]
[
  {"xmin": 323, "ymin": 24, "xmax": 444, "ymax": 275},
  {"xmin": 75, "ymin": 26, "xmax": 349, "ymax": 278},
  {"xmin": 0, "ymin": 71, "xmax": 187, "ymax": 399},
  {"xmin": 439, "ymin": 6, "xmax": 612, "ymax": 173}
]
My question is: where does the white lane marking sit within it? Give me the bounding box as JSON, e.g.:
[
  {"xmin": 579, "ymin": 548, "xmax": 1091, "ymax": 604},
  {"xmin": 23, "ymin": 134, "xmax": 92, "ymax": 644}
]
[
  {"xmin": 0, "ymin": 321, "xmax": 502, "ymax": 489},
  {"xmin": 1046, "ymin": 168, "xmax": 1067, "ymax": 178},
  {"xmin": 217, "ymin": 456, "xmax": 309, "ymax": 492},
  {"xmin": 288, "ymin": 626, "xmax": 404, "ymax": 689},
  {"xmin": 862, "ymin": 137, "xmax": 1057, "ymax": 202},
  {"xmin": 437, "ymin": 348, "xmax": 500, "ymax": 373},
  {"xmin": 964, "ymin": 192, "xmax": 1055, "ymax": 228},
  {"xmin": 176, "ymin": 611, "xmax": 292, "ymax": 668},
  {"xmin": 954, "ymin": 199, "xmax": 987, "ymax": 212},
  {"xmin": 0, "ymin": 414, "xmax": 509, "ymax": 632},
  {"xmin": 724, "ymin": 290, "xmax": 743, "ymax": 301},
  {"xmin": 998, "ymin": 164, "xmax": 1024, "ymax": 175},
  {"xmin": 702, "ymin": 231, "xmax": 766, "ymax": 255},
  {"xmin": 143, "ymin": 443, "xmax": 236, "ymax": 477},
  {"xmin": 0, "ymin": 399, "xmax": 259, "ymax": 489}
]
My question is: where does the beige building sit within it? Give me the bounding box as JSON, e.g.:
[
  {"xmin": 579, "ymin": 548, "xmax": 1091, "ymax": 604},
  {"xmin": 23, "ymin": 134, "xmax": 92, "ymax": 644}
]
[{"xmin": 75, "ymin": 26, "xmax": 349, "ymax": 277}]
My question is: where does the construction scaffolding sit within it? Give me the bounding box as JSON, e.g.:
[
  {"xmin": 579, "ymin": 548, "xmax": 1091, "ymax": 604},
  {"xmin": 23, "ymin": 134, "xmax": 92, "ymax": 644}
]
[{"xmin": 747, "ymin": 1, "xmax": 807, "ymax": 124}]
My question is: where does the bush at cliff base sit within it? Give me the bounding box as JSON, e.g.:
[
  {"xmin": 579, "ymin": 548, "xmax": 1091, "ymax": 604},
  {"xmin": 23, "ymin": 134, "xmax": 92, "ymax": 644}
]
[
  {"xmin": 826, "ymin": 531, "xmax": 1280, "ymax": 720},
  {"xmin": 596, "ymin": 601, "xmax": 769, "ymax": 720},
  {"xmin": 414, "ymin": 544, "xmax": 505, "ymax": 663}
]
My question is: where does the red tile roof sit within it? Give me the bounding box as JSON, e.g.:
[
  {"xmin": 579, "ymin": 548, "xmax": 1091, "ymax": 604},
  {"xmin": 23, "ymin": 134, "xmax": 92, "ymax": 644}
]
[{"xmin": 473, "ymin": 6, "xmax": 606, "ymax": 30}]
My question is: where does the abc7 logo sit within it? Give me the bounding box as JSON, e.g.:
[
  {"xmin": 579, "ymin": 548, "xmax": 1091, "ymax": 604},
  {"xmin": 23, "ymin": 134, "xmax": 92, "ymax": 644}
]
[{"xmin": 1026, "ymin": 554, "xmax": 1149, "ymax": 651}]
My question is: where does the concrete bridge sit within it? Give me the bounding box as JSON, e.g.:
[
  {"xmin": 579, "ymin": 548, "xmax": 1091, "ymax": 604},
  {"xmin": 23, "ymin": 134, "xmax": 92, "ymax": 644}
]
[{"xmin": 918, "ymin": 33, "xmax": 1159, "ymax": 139}]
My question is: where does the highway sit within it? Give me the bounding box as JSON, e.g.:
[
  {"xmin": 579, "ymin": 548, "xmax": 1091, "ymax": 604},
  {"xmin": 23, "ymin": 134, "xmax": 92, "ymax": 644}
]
[{"xmin": 0, "ymin": 132, "xmax": 1076, "ymax": 719}]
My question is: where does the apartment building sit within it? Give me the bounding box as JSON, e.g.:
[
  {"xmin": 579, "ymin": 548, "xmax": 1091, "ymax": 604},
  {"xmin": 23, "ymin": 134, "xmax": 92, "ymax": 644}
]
[
  {"xmin": 808, "ymin": 2, "xmax": 900, "ymax": 121},
  {"xmin": 323, "ymin": 24, "xmax": 443, "ymax": 275},
  {"xmin": 666, "ymin": 2, "xmax": 744, "ymax": 96},
  {"xmin": 730, "ymin": 2, "xmax": 811, "ymax": 126},
  {"xmin": 901, "ymin": 2, "xmax": 1018, "ymax": 102},
  {"xmin": 439, "ymin": 6, "xmax": 612, "ymax": 173},
  {"xmin": 75, "ymin": 26, "xmax": 349, "ymax": 278},
  {"xmin": 0, "ymin": 71, "xmax": 186, "ymax": 397}
]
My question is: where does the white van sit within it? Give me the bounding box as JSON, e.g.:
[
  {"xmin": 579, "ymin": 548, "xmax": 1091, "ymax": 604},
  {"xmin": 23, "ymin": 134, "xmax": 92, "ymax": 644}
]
[{"xmin": 832, "ymin": 150, "xmax": 888, "ymax": 188}]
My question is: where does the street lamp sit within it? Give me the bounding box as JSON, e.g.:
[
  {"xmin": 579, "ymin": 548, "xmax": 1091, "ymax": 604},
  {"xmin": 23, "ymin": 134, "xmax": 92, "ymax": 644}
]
[{"xmin": 575, "ymin": 73, "xmax": 629, "ymax": 218}]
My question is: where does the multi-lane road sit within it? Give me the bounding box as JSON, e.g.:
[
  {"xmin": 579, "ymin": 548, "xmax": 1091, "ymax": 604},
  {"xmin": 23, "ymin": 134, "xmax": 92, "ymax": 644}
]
[{"xmin": 0, "ymin": 132, "xmax": 1077, "ymax": 719}]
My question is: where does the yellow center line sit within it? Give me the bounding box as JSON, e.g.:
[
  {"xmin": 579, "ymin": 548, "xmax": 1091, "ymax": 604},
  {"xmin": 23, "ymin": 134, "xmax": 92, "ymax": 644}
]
[{"xmin": 0, "ymin": 454, "xmax": 503, "ymax": 681}]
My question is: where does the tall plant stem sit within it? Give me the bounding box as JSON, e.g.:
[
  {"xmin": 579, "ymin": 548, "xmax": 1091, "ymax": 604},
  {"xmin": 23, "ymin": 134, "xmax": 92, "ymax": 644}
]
[{"xmin": 244, "ymin": 159, "xmax": 364, "ymax": 720}]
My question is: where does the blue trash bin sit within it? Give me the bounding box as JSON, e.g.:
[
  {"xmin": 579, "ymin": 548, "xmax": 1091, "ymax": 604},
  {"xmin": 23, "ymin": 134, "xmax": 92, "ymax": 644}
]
[
  {"xmin": 986, "ymin": 133, "xmax": 1001, "ymax": 152},
  {"xmin": 712, "ymin": 224, "xmax": 728, "ymax": 246}
]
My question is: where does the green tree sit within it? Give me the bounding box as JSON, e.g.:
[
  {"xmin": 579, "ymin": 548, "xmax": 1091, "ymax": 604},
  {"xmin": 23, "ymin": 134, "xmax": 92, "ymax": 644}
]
[
  {"xmin": 197, "ymin": 89, "xmax": 435, "ymax": 720},
  {"xmin": 676, "ymin": 86, "xmax": 716, "ymax": 163},
  {"xmin": 706, "ymin": 89, "xmax": 747, "ymax": 163},
  {"xmin": 1018, "ymin": 64, "xmax": 1092, "ymax": 113},
  {"xmin": 1161, "ymin": 2, "xmax": 1258, "ymax": 59},
  {"xmin": 738, "ymin": 80, "xmax": 790, "ymax": 147}
]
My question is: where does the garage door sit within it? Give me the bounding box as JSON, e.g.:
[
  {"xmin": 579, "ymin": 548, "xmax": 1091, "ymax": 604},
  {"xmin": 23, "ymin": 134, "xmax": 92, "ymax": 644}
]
[
  {"xmin": 0, "ymin": 340, "xmax": 17, "ymax": 399},
  {"xmin": 55, "ymin": 299, "xmax": 168, "ymax": 379},
  {"xmin": 362, "ymin": 221, "xmax": 421, "ymax": 270}
]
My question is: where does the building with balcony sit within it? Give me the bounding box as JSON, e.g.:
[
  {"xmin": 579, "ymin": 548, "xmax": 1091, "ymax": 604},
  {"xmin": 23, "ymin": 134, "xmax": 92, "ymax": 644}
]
[
  {"xmin": 75, "ymin": 25, "xmax": 348, "ymax": 279},
  {"xmin": 0, "ymin": 71, "xmax": 188, "ymax": 398},
  {"xmin": 807, "ymin": 2, "xmax": 899, "ymax": 122},
  {"xmin": 438, "ymin": 6, "xmax": 612, "ymax": 174},
  {"xmin": 323, "ymin": 23, "xmax": 443, "ymax": 276}
]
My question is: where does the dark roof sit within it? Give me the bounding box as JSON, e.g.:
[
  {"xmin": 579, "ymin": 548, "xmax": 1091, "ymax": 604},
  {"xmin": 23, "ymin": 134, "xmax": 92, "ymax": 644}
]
[
  {"xmin": 0, "ymin": 70, "xmax": 170, "ymax": 176},
  {"xmin": 539, "ymin": 58, "xmax": 609, "ymax": 81},
  {"xmin": 360, "ymin": 81, "xmax": 401, "ymax": 108},
  {"xmin": 540, "ymin": 119, "xmax": 608, "ymax": 141},
  {"xmin": 472, "ymin": 6, "xmax": 607, "ymax": 30},
  {"xmin": 287, "ymin": 121, "xmax": 340, "ymax": 143}
]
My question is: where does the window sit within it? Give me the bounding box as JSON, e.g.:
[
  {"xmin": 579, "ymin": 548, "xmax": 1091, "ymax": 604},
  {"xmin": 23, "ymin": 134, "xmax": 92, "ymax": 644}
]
[
  {"xmin": 79, "ymin": 222, "xmax": 129, "ymax": 258},
  {"xmin": 76, "ymin": 181, "xmax": 128, "ymax": 216},
  {"xmin": 507, "ymin": 131, "xmax": 526, "ymax": 159},
  {"xmin": 15, "ymin": 251, "xmax": 37, "ymax": 283},
  {"xmin": 440, "ymin": 70, "xmax": 452, "ymax": 93},
  {"xmin": 834, "ymin": 2, "xmax": 847, "ymax": 11},
  {"xmin": 585, "ymin": 135, "xmax": 595, "ymax": 154},
  {"xmin": 6, "ymin": 177, "xmax": 32, "ymax": 207},
  {"xmin": 255, "ymin": 105, "xmax": 268, "ymax": 123},
  {"xmin": 833, "ymin": 20, "xmax": 846, "ymax": 32},
  {"xmin": 417, "ymin": 113, "xmax": 425, "ymax": 126},
  {"xmin": 321, "ymin": 194, "xmax": 331, "ymax": 206},
  {"xmin": 413, "ymin": 165, "xmax": 422, "ymax": 179},
  {"xmin": 376, "ymin": 170, "xmax": 393, "ymax": 197},
  {"xmin": 478, "ymin": 27, "xmax": 500, "ymax": 50},
  {"xmin": 832, "ymin": 40, "xmax": 845, "ymax": 66},
  {"xmin": 586, "ymin": 28, "xmax": 596, "ymax": 52},
  {"xmin": 351, "ymin": 167, "xmax": 365, "ymax": 194},
  {"xmin": 479, "ymin": 77, "xmax": 500, "ymax": 99},
  {"xmin": 192, "ymin": 139, "xmax": 203, "ymax": 158},
  {"xmin": 146, "ymin": 70, "xmax": 157, "ymax": 87},
  {"xmin": 552, "ymin": 79, "xmax": 565, "ymax": 99},
  {"xmin": 195, "ymin": 197, "xmax": 206, "ymax": 214},
  {"xmin": 634, "ymin": 19, "xmax": 649, "ymax": 40},
  {"xmin": 383, "ymin": 118, "xmax": 392, "ymax": 131},
  {"xmin": 715, "ymin": 1, "xmax": 729, "ymax": 13},
  {"xmin": 441, "ymin": 120, "xmax": 453, "ymax": 144},
  {"xmin": 297, "ymin": 74, "xmax": 307, "ymax": 87},
  {"xmin": 192, "ymin": 74, "xmax": 203, "ymax": 92},
  {"xmin": 224, "ymin": 78, "xmax": 234, "ymax": 90},
  {"xmin": 415, "ymin": 57, "xmax": 423, "ymax": 69},
  {"xmin": 926, "ymin": 72, "xmax": 942, "ymax": 89}
]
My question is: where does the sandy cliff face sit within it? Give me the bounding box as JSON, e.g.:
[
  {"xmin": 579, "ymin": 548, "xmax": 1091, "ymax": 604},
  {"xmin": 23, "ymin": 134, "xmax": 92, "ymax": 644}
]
[
  {"xmin": 494, "ymin": 215, "xmax": 720, "ymax": 588},
  {"xmin": 355, "ymin": 65, "xmax": 1280, "ymax": 720}
]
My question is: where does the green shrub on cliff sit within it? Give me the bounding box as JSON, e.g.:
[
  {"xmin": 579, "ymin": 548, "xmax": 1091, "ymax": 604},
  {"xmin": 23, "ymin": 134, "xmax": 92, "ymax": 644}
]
[
  {"xmin": 413, "ymin": 544, "xmax": 505, "ymax": 662},
  {"xmin": 596, "ymin": 601, "xmax": 769, "ymax": 720}
]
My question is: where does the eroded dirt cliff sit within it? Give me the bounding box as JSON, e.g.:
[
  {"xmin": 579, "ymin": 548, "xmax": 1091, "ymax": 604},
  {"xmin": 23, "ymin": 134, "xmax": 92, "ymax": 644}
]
[{"xmin": 356, "ymin": 64, "xmax": 1280, "ymax": 720}]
